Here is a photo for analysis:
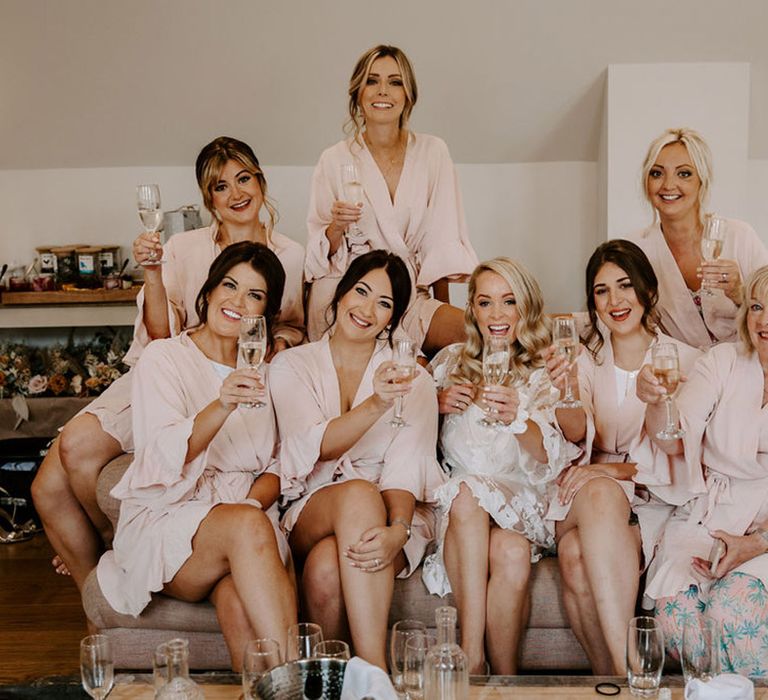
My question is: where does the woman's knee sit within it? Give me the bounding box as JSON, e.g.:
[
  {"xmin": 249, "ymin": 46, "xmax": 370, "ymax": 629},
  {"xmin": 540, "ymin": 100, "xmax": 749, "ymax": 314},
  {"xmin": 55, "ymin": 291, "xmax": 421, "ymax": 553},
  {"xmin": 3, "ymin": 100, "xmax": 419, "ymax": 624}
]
[
  {"xmin": 302, "ymin": 537, "xmax": 341, "ymax": 608},
  {"xmin": 219, "ymin": 505, "xmax": 277, "ymax": 552},
  {"xmin": 489, "ymin": 531, "xmax": 531, "ymax": 589},
  {"xmin": 59, "ymin": 415, "xmax": 119, "ymax": 477},
  {"xmin": 31, "ymin": 443, "xmax": 66, "ymax": 511},
  {"xmin": 332, "ymin": 479, "xmax": 386, "ymax": 518},
  {"xmin": 557, "ymin": 531, "xmax": 589, "ymax": 596},
  {"xmin": 448, "ymin": 483, "xmax": 483, "ymax": 524},
  {"xmin": 573, "ymin": 477, "xmax": 629, "ymax": 517}
]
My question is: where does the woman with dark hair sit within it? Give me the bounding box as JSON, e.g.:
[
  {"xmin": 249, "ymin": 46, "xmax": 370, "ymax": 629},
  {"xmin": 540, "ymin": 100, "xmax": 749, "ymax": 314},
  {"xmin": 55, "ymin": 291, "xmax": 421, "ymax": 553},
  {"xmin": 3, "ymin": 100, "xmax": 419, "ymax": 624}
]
[
  {"xmin": 305, "ymin": 44, "xmax": 478, "ymax": 353},
  {"xmin": 32, "ymin": 136, "xmax": 305, "ymax": 587},
  {"xmin": 545, "ymin": 239, "xmax": 700, "ymax": 674},
  {"xmin": 97, "ymin": 242, "xmax": 296, "ymax": 670},
  {"xmin": 270, "ymin": 250, "xmax": 445, "ymax": 668}
]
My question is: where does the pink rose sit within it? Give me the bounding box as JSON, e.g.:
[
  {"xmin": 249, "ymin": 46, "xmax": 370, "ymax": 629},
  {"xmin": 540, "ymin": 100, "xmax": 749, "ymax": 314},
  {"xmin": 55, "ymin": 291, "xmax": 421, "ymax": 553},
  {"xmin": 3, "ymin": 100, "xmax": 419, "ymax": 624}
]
[{"xmin": 27, "ymin": 374, "xmax": 48, "ymax": 395}]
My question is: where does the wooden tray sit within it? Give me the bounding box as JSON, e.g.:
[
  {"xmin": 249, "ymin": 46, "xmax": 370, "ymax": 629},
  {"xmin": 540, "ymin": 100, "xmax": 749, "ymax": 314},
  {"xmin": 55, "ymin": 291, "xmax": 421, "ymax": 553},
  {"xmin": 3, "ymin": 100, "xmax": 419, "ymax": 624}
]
[{"xmin": 1, "ymin": 287, "xmax": 140, "ymax": 305}]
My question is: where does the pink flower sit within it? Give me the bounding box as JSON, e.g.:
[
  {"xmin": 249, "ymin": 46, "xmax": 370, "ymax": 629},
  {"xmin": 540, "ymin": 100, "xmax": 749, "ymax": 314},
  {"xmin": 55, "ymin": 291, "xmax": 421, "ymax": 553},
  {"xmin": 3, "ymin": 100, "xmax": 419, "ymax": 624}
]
[{"xmin": 27, "ymin": 374, "xmax": 48, "ymax": 395}]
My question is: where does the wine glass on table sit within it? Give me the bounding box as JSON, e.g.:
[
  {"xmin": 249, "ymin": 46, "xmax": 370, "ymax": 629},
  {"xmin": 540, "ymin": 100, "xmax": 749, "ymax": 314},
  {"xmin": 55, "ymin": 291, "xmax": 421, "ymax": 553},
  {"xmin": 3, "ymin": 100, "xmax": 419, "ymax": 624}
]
[
  {"xmin": 80, "ymin": 634, "xmax": 114, "ymax": 699},
  {"xmin": 242, "ymin": 638, "xmax": 281, "ymax": 699},
  {"xmin": 700, "ymin": 215, "xmax": 726, "ymax": 297},
  {"xmin": 136, "ymin": 183, "xmax": 164, "ymax": 265},
  {"xmin": 340, "ymin": 164, "xmax": 365, "ymax": 238},
  {"xmin": 652, "ymin": 342, "xmax": 685, "ymax": 441},
  {"xmin": 553, "ymin": 316, "xmax": 581, "ymax": 409},
  {"xmin": 479, "ymin": 336, "xmax": 510, "ymax": 426},
  {"xmin": 389, "ymin": 340, "xmax": 419, "ymax": 429},
  {"xmin": 238, "ymin": 315, "xmax": 268, "ymax": 409},
  {"xmin": 287, "ymin": 622, "xmax": 323, "ymax": 661}
]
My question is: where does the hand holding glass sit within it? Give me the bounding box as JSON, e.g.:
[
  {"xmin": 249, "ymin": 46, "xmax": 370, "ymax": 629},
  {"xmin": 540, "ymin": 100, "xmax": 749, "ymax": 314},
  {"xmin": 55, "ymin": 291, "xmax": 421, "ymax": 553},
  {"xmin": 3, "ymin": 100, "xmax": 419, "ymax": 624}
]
[
  {"xmin": 136, "ymin": 184, "xmax": 164, "ymax": 265},
  {"xmin": 700, "ymin": 216, "xmax": 726, "ymax": 296},
  {"xmin": 479, "ymin": 337, "xmax": 510, "ymax": 426},
  {"xmin": 242, "ymin": 638, "xmax": 281, "ymax": 699},
  {"xmin": 652, "ymin": 343, "xmax": 684, "ymax": 440},
  {"xmin": 553, "ymin": 316, "xmax": 581, "ymax": 409},
  {"xmin": 80, "ymin": 634, "xmax": 114, "ymax": 700},
  {"xmin": 238, "ymin": 315, "xmax": 267, "ymax": 409},
  {"xmin": 340, "ymin": 164, "xmax": 364, "ymax": 238},
  {"xmin": 626, "ymin": 616, "xmax": 664, "ymax": 697},
  {"xmin": 390, "ymin": 340, "xmax": 419, "ymax": 429}
]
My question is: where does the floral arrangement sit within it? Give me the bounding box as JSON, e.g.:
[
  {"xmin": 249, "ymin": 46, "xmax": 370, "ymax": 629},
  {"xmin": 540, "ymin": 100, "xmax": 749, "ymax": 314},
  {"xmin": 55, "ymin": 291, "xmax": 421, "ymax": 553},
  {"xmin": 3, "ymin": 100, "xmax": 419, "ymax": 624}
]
[{"xmin": 0, "ymin": 331, "xmax": 130, "ymax": 400}]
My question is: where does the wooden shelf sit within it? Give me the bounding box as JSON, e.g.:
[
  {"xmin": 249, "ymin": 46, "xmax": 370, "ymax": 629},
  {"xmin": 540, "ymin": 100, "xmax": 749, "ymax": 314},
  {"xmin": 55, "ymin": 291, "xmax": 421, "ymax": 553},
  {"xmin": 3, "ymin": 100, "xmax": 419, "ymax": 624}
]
[{"xmin": 1, "ymin": 287, "xmax": 140, "ymax": 305}]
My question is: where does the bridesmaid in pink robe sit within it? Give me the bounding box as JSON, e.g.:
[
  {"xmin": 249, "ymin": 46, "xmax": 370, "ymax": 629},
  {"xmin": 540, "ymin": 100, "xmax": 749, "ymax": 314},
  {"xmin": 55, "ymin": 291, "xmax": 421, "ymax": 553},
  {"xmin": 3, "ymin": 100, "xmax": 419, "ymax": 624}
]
[
  {"xmin": 32, "ymin": 137, "xmax": 305, "ymax": 588},
  {"xmin": 270, "ymin": 250, "xmax": 445, "ymax": 669},
  {"xmin": 97, "ymin": 242, "xmax": 296, "ymax": 669},
  {"xmin": 630, "ymin": 127, "xmax": 768, "ymax": 349},
  {"xmin": 545, "ymin": 240, "xmax": 700, "ymax": 674},
  {"xmin": 636, "ymin": 265, "xmax": 768, "ymax": 676},
  {"xmin": 306, "ymin": 44, "xmax": 478, "ymax": 353}
]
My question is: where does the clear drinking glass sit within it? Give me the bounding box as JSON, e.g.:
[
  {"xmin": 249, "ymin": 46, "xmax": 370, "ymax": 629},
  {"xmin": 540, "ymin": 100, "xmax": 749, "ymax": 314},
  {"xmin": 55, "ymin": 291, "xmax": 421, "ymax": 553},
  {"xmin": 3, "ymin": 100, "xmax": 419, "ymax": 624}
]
[
  {"xmin": 80, "ymin": 634, "xmax": 114, "ymax": 700},
  {"xmin": 242, "ymin": 638, "xmax": 281, "ymax": 699},
  {"xmin": 479, "ymin": 336, "xmax": 510, "ymax": 426},
  {"xmin": 652, "ymin": 343, "xmax": 685, "ymax": 440},
  {"xmin": 136, "ymin": 184, "xmax": 165, "ymax": 265},
  {"xmin": 700, "ymin": 215, "xmax": 726, "ymax": 297},
  {"xmin": 287, "ymin": 622, "xmax": 323, "ymax": 661},
  {"xmin": 340, "ymin": 164, "xmax": 364, "ymax": 238},
  {"xmin": 390, "ymin": 340, "xmax": 419, "ymax": 429},
  {"xmin": 404, "ymin": 633, "xmax": 436, "ymax": 700},
  {"xmin": 238, "ymin": 315, "xmax": 268, "ymax": 409},
  {"xmin": 389, "ymin": 619, "xmax": 428, "ymax": 694},
  {"xmin": 313, "ymin": 639, "xmax": 351, "ymax": 660},
  {"xmin": 424, "ymin": 606, "xmax": 469, "ymax": 700},
  {"xmin": 626, "ymin": 616, "xmax": 664, "ymax": 697},
  {"xmin": 681, "ymin": 619, "xmax": 721, "ymax": 684},
  {"xmin": 553, "ymin": 316, "xmax": 581, "ymax": 409}
]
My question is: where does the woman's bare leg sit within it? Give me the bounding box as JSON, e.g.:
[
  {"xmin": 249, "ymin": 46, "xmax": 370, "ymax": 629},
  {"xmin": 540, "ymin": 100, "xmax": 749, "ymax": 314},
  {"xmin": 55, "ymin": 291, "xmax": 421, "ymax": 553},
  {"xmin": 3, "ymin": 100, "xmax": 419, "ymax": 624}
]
[
  {"xmin": 209, "ymin": 575, "xmax": 255, "ymax": 672},
  {"xmin": 485, "ymin": 529, "xmax": 532, "ymax": 675},
  {"xmin": 423, "ymin": 303, "xmax": 467, "ymax": 357},
  {"xmin": 300, "ymin": 536, "xmax": 350, "ymax": 642},
  {"xmin": 59, "ymin": 414, "xmax": 122, "ymax": 542},
  {"xmin": 557, "ymin": 528, "xmax": 614, "ymax": 674},
  {"xmin": 165, "ymin": 504, "xmax": 296, "ymax": 658},
  {"xmin": 442, "ymin": 484, "xmax": 490, "ymax": 674},
  {"xmin": 289, "ymin": 480, "xmax": 394, "ymax": 669},
  {"xmin": 31, "ymin": 439, "xmax": 102, "ymax": 589},
  {"xmin": 556, "ymin": 478, "xmax": 641, "ymax": 674}
]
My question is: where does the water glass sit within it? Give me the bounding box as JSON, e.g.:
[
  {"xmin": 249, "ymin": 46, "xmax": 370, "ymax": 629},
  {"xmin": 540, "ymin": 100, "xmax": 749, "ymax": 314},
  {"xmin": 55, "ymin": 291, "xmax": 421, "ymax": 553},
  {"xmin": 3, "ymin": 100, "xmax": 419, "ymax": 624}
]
[
  {"xmin": 80, "ymin": 634, "xmax": 114, "ymax": 700},
  {"xmin": 681, "ymin": 619, "xmax": 721, "ymax": 684},
  {"xmin": 313, "ymin": 639, "xmax": 351, "ymax": 660},
  {"xmin": 390, "ymin": 619, "xmax": 427, "ymax": 694},
  {"xmin": 242, "ymin": 638, "xmax": 281, "ymax": 699},
  {"xmin": 404, "ymin": 633, "xmax": 436, "ymax": 700},
  {"xmin": 627, "ymin": 616, "xmax": 664, "ymax": 697},
  {"xmin": 287, "ymin": 622, "xmax": 323, "ymax": 661}
]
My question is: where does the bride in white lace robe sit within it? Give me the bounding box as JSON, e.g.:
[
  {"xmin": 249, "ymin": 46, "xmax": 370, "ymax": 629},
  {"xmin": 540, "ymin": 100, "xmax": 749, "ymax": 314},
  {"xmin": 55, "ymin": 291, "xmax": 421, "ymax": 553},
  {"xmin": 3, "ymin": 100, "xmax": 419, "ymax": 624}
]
[{"xmin": 421, "ymin": 257, "xmax": 578, "ymax": 675}]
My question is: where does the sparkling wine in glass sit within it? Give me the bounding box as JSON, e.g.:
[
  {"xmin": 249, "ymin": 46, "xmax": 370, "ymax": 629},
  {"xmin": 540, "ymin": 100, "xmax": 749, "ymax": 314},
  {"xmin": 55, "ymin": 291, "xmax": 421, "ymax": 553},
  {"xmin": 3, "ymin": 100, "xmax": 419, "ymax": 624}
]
[
  {"xmin": 652, "ymin": 342, "xmax": 685, "ymax": 440},
  {"xmin": 700, "ymin": 215, "xmax": 726, "ymax": 296},
  {"xmin": 238, "ymin": 315, "xmax": 268, "ymax": 409},
  {"xmin": 80, "ymin": 634, "xmax": 114, "ymax": 700},
  {"xmin": 340, "ymin": 164, "xmax": 364, "ymax": 238},
  {"xmin": 479, "ymin": 336, "xmax": 510, "ymax": 426},
  {"xmin": 136, "ymin": 184, "xmax": 165, "ymax": 265},
  {"xmin": 390, "ymin": 340, "xmax": 419, "ymax": 429},
  {"xmin": 553, "ymin": 316, "xmax": 581, "ymax": 409}
]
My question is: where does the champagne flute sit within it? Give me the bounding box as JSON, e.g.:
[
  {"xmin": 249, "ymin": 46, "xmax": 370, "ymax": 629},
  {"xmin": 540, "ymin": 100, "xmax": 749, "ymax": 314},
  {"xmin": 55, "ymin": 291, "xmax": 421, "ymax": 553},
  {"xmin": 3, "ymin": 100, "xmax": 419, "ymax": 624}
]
[
  {"xmin": 389, "ymin": 619, "xmax": 427, "ymax": 694},
  {"xmin": 700, "ymin": 215, "xmax": 726, "ymax": 297},
  {"xmin": 340, "ymin": 164, "xmax": 364, "ymax": 238},
  {"xmin": 553, "ymin": 316, "xmax": 581, "ymax": 409},
  {"xmin": 652, "ymin": 342, "xmax": 685, "ymax": 440},
  {"xmin": 287, "ymin": 622, "xmax": 323, "ymax": 661},
  {"xmin": 390, "ymin": 339, "xmax": 419, "ymax": 429},
  {"xmin": 312, "ymin": 639, "xmax": 351, "ymax": 660},
  {"xmin": 238, "ymin": 315, "xmax": 268, "ymax": 409},
  {"xmin": 80, "ymin": 634, "xmax": 114, "ymax": 700},
  {"xmin": 479, "ymin": 336, "xmax": 510, "ymax": 426},
  {"xmin": 242, "ymin": 638, "xmax": 281, "ymax": 699},
  {"xmin": 136, "ymin": 184, "xmax": 164, "ymax": 265},
  {"xmin": 404, "ymin": 632, "xmax": 436, "ymax": 700}
]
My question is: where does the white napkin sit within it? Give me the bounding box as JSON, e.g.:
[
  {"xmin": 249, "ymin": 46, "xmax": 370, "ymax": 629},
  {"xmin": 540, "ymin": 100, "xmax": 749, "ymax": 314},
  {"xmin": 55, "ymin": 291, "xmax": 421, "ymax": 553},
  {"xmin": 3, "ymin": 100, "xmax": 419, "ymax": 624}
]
[
  {"xmin": 684, "ymin": 673, "xmax": 755, "ymax": 700},
  {"xmin": 341, "ymin": 656, "xmax": 398, "ymax": 700}
]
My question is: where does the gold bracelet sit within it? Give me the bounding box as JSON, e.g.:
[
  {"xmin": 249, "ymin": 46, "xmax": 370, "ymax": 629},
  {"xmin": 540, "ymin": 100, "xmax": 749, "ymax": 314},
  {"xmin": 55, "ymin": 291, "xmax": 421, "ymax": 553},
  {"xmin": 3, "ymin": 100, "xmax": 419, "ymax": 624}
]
[{"xmin": 391, "ymin": 518, "xmax": 412, "ymax": 541}]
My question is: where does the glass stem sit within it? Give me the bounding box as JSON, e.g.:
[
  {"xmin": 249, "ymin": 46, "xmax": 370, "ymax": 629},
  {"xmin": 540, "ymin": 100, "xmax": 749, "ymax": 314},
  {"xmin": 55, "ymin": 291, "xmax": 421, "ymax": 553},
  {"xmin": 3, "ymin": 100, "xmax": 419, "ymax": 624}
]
[
  {"xmin": 394, "ymin": 396, "xmax": 404, "ymax": 421},
  {"xmin": 665, "ymin": 397, "xmax": 675, "ymax": 432},
  {"xmin": 563, "ymin": 372, "xmax": 572, "ymax": 402}
]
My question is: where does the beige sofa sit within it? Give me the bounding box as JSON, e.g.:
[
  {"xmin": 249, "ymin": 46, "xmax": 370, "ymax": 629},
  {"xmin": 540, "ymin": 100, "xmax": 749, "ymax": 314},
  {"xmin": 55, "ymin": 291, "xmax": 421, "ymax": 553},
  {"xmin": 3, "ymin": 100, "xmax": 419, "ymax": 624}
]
[{"xmin": 82, "ymin": 455, "xmax": 590, "ymax": 671}]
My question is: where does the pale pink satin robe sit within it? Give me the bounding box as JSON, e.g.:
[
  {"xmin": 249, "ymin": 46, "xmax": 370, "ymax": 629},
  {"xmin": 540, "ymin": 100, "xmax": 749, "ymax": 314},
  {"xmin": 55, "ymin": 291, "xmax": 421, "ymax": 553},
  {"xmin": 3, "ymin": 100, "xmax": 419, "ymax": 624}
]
[
  {"xmin": 637, "ymin": 342, "xmax": 768, "ymax": 601},
  {"xmin": 80, "ymin": 223, "xmax": 305, "ymax": 451},
  {"xmin": 269, "ymin": 335, "xmax": 447, "ymax": 577},
  {"xmin": 305, "ymin": 133, "xmax": 479, "ymax": 343},
  {"xmin": 547, "ymin": 327, "xmax": 701, "ymax": 566},
  {"xmin": 631, "ymin": 219, "xmax": 768, "ymax": 350},
  {"xmin": 96, "ymin": 332, "xmax": 287, "ymax": 617}
]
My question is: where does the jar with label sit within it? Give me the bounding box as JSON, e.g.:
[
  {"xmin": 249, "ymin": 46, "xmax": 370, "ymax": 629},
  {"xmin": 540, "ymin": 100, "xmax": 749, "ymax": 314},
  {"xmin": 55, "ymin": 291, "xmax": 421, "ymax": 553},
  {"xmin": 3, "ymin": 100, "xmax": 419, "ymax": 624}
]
[
  {"xmin": 76, "ymin": 246, "xmax": 102, "ymax": 288},
  {"xmin": 35, "ymin": 246, "xmax": 58, "ymax": 275},
  {"xmin": 98, "ymin": 245, "xmax": 121, "ymax": 277},
  {"xmin": 51, "ymin": 246, "xmax": 78, "ymax": 286}
]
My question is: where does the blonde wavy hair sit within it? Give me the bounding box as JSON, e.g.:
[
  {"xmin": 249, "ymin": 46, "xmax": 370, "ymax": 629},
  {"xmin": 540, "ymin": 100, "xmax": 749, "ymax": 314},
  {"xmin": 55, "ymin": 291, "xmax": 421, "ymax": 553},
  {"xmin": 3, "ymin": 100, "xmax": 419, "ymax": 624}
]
[
  {"xmin": 449, "ymin": 257, "xmax": 551, "ymax": 386},
  {"xmin": 738, "ymin": 265, "xmax": 768, "ymax": 352},
  {"xmin": 641, "ymin": 127, "xmax": 713, "ymax": 226},
  {"xmin": 345, "ymin": 45, "xmax": 418, "ymax": 145}
]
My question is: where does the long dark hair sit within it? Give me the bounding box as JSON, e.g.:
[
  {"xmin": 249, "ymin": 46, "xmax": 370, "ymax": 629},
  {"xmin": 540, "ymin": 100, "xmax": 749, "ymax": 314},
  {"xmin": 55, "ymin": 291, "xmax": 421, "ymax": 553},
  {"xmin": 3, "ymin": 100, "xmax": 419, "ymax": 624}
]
[
  {"xmin": 195, "ymin": 241, "xmax": 286, "ymax": 346},
  {"xmin": 326, "ymin": 250, "xmax": 411, "ymax": 345},
  {"xmin": 583, "ymin": 239, "xmax": 659, "ymax": 359}
]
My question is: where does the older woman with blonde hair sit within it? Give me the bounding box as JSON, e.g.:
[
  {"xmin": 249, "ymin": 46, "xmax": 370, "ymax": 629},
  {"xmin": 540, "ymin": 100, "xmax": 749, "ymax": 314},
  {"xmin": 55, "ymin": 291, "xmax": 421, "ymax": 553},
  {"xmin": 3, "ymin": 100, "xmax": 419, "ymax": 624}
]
[
  {"xmin": 636, "ymin": 264, "xmax": 768, "ymax": 675},
  {"xmin": 306, "ymin": 44, "xmax": 478, "ymax": 354},
  {"xmin": 421, "ymin": 257, "xmax": 578, "ymax": 674},
  {"xmin": 631, "ymin": 127, "xmax": 768, "ymax": 349}
]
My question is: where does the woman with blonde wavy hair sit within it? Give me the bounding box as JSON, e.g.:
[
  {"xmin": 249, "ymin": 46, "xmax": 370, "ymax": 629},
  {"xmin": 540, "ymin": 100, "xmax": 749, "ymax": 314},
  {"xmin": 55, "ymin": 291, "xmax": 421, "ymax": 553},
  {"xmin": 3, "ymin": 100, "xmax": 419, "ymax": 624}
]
[
  {"xmin": 305, "ymin": 44, "xmax": 478, "ymax": 353},
  {"xmin": 421, "ymin": 257, "xmax": 578, "ymax": 674}
]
